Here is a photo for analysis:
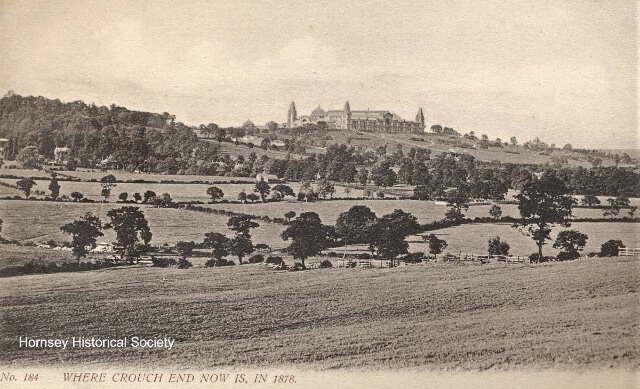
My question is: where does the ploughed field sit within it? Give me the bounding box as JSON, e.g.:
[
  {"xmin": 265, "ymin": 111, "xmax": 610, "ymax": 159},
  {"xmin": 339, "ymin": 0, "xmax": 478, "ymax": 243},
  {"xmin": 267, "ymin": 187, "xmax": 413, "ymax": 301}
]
[{"xmin": 0, "ymin": 258, "xmax": 638, "ymax": 370}]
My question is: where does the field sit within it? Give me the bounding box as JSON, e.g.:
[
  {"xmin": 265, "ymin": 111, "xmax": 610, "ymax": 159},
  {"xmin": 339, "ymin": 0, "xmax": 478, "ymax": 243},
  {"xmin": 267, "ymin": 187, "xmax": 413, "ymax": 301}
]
[
  {"xmin": 1, "ymin": 199, "xmax": 637, "ymax": 256},
  {"xmin": 0, "ymin": 178, "xmax": 365, "ymax": 202},
  {"xmin": 0, "ymin": 200, "xmax": 287, "ymax": 248},
  {"xmin": 407, "ymin": 222, "xmax": 640, "ymax": 257},
  {"xmin": 0, "ymin": 167, "xmax": 255, "ymax": 184},
  {"xmin": 0, "ymin": 257, "xmax": 638, "ymax": 370}
]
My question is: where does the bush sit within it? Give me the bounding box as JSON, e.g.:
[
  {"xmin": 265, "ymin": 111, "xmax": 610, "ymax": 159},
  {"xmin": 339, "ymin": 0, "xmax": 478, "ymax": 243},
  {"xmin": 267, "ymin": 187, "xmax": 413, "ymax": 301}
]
[
  {"xmin": 557, "ymin": 251, "xmax": 580, "ymax": 261},
  {"xmin": 402, "ymin": 252, "xmax": 425, "ymax": 264},
  {"xmin": 177, "ymin": 258, "xmax": 193, "ymax": 269},
  {"xmin": 152, "ymin": 256, "xmax": 177, "ymax": 268},
  {"xmin": 319, "ymin": 259, "xmax": 333, "ymax": 268},
  {"xmin": 205, "ymin": 258, "xmax": 235, "ymax": 267},
  {"xmin": 356, "ymin": 253, "xmax": 372, "ymax": 259},
  {"xmin": 600, "ymin": 239, "xmax": 625, "ymax": 257},
  {"xmin": 290, "ymin": 262, "xmax": 304, "ymax": 271},
  {"xmin": 248, "ymin": 254, "xmax": 264, "ymax": 264},
  {"xmin": 254, "ymin": 243, "xmax": 271, "ymax": 251},
  {"xmin": 266, "ymin": 256, "xmax": 284, "ymax": 265},
  {"xmin": 529, "ymin": 253, "xmax": 551, "ymax": 263},
  {"xmin": 326, "ymin": 251, "xmax": 338, "ymax": 257}
]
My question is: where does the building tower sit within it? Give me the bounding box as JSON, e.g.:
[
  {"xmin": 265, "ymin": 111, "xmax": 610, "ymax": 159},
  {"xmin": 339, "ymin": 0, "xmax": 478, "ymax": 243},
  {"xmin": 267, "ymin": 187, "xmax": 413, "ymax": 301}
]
[
  {"xmin": 415, "ymin": 107, "xmax": 425, "ymax": 131},
  {"xmin": 287, "ymin": 102, "xmax": 297, "ymax": 128},
  {"xmin": 341, "ymin": 101, "xmax": 351, "ymax": 130}
]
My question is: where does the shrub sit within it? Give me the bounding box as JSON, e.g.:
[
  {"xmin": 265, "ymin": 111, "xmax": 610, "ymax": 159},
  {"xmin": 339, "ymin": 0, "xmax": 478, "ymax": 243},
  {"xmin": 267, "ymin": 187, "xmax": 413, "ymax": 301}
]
[
  {"xmin": 402, "ymin": 252, "xmax": 424, "ymax": 264},
  {"xmin": 326, "ymin": 251, "xmax": 338, "ymax": 257},
  {"xmin": 557, "ymin": 251, "xmax": 580, "ymax": 261},
  {"xmin": 152, "ymin": 256, "xmax": 177, "ymax": 268},
  {"xmin": 248, "ymin": 254, "xmax": 264, "ymax": 264},
  {"xmin": 254, "ymin": 243, "xmax": 271, "ymax": 251},
  {"xmin": 600, "ymin": 239, "xmax": 625, "ymax": 257},
  {"xmin": 529, "ymin": 253, "xmax": 551, "ymax": 263},
  {"xmin": 177, "ymin": 258, "xmax": 193, "ymax": 269},
  {"xmin": 319, "ymin": 259, "xmax": 333, "ymax": 268},
  {"xmin": 266, "ymin": 256, "xmax": 284, "ymax": 265},
  {"xmin": 356, "ymin": 253, "xmax": 372, "ymax": 259},
  {"xmin": 205, "ymin": 258, "xmax": 235, "ymax": 267},
  {"xmin": 290, "ymin": 262, "xmax": 304, "ymax": 271}
]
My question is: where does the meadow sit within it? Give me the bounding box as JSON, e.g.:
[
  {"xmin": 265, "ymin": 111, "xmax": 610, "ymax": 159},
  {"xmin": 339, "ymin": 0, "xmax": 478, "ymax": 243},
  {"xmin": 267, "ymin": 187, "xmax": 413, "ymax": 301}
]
[
  {"xmin": 0, "ymin": 257, "xmax": 637, "ymax": 369},
  {"xmin": 1, "ymin": 198, "xmax": 636, "ymax": 257},
  {"xmin": 0, "ymin": 178, "xmax": 365, "ymax": 202},
  {"xmin": 0, "ymin": 200, "xmax": 287, "ymax": 248}
]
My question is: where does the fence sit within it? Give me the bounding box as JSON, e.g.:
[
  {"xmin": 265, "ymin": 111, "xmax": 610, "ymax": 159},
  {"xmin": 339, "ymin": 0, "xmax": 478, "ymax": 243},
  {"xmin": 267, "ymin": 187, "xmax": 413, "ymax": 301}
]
[{"xmin": 618, "ymin": 247, "xmax": 640, "ymax": 257}]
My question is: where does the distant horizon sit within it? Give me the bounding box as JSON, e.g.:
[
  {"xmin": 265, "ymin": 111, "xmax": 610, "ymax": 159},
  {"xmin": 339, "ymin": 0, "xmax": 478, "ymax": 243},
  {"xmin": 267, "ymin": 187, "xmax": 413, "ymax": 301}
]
[
  {"xmin": 5, "ymin": 89, "xmax": 638, "ymax": 153},
  {"xmin": 1, "ymin": 1, "xmax": 636, "ymax": 149}
]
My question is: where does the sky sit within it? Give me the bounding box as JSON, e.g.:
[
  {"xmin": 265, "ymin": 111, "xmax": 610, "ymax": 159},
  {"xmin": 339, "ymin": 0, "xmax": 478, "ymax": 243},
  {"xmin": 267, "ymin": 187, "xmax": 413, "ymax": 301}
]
[{"xmin": 0, "ymin": 0, "xmax": 637, "ymax": 149}]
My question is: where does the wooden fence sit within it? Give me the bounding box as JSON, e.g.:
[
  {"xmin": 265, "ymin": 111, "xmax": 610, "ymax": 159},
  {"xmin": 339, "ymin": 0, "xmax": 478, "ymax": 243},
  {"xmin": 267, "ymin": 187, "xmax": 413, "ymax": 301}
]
[{"xmin": 618, "ymin": 247, "xmax": 640, "ymax": 257}]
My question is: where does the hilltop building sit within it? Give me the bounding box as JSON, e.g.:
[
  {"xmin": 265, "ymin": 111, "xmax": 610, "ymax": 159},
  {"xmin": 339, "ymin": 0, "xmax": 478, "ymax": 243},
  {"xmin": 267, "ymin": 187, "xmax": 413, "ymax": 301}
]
[{"xmin": 286, "ymin": 101, "xmax": 425, "ymax": 133}]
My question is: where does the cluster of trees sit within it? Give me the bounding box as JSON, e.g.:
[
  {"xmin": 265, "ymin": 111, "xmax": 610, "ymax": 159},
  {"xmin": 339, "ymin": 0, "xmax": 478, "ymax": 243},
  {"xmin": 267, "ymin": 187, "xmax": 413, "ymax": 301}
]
[{"xmin": 60, "ymin": 207, "xmax": 152, "ymax": 263}]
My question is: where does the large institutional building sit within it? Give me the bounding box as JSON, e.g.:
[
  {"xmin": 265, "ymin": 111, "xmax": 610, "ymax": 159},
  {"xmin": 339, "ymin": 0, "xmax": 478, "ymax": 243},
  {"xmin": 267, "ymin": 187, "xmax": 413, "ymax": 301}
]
[{"xmin": 286, "ymin": 101, "xmax": 425, "ymax": 133}]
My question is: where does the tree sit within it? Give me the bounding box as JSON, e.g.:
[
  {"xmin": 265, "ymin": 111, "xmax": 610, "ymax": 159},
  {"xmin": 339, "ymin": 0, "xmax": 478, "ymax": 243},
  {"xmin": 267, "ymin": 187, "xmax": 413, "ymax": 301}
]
[
  {"xmin": 426, "ymin": 234, "xmax": 447, "ymax": 256},
  {"xmin": 100, "ymin": 174, "xmax": 117, "ymax": 202},
  {"xmin": 246, "ymin": 193, "xmax": 259, "ymax": 203},
  {"xmin": 133, "ymin": 192, "xmax": 142, "ymax": 202},
  {"xmin": 563, "ymin": 143, "xmax": 573, "ymax": 151},
  {"xmin": 510, "ymin": 136, "xmax": 518, "ymax": 146},
  {"xmin": 70, "ymin": 191, "xmax": 84, "ymax": 202},
  {"xmin": 229, "ymin": 235, "xmax": 254, "ymax": 266},
  {"xmin": 603, "ymin": 197, "xmax": 629, "ymax": 218},
  {"xmin": 343, "ymin": 187, "xmax": 351, "ymax": 198},
  {"xmin": 48, "ymin": 176, "xmax": 61, "ymax": 200},
  {"xmin": 316, "ymin": 178, "xmax": 335, "ymax": 199},
  {"xmin": 488, "ymin": 237, "xmax": 510, "ymax": 256},
  {"xmin": 553, "ymin": 230, "xmax": 588, "ymax": 260},
  {"xmin": 118, "ymin": 192, "xmax": 128, "ymax": 202},
  {"xmin": 513, "ymin": 172, "xmax": 576, "ymax": 260},
  {"xmin": 16, "ymin": 146, "xmax": 43, "ymax": 169},
  {"xmin": 335, "ymin": 206, "xmax": 377, "ymax": 248},
  {"xmin": 356, "ymin": 169, "xmax": 369, "ymax": 185},
  {"xmin": 600, "ymin": 239, "xmax": 624, "ymax": 257},
  {"xmin": 581, "ymin": 195, "xmax": 600, "ymax": 208},
  {"xmin": 445, "ymin": 188, "xmax": 469, "ymax": 221},
  {"xmin": 489, "ymin": 205, "xmax": 502, "ymax": 220},
  {"xmin": 143, "ymin": 190, "xmax": 156, "ymax": 203},
  {"xmin": 105, "ymin": 206, "xmax": 152, "ymax": 262},
  {"xmin": 281, "ymin": 212, "xmax": 332, "ymax": 269},
  {"xmin": 206, "ymin": 186, "xmax": 224, "ymax": 202},
  {"xmin": 16, "ymin": 178, "xmax": 36, "ymax": 198},
  {"xmin": 203, "ymin": 232, "xmax": 231, "ymax": 263},
  {"xmin": 60, "ymin": 212, "xmax": 103, "ymax": 263},
  {"xmin": 237, "ymin": 191, "xmax": 247, "ymax": 203},
  {"xmin": 369, "ymin": 210, "xmax": 420, "ymax": 266},
  {"xmin": 284, "ymin": 211, "xmax": 296, "ymax": 223},
  {"xmin": 227, "ymin": 215, "xmax": 259, "ymax": 264},
  {"xmin": 254, "ymin": 180, "xmax": 271, "ymax": 202},
  {"xmin": 371, "ymin": 162, "xmax": 397, "ymax": 187},
  {"xmin": 272, "ymin": 184, "xmax": 295, "ymax": 200},
  {"xmin": 175, "ymin": 241, "xmax": 196, "ymax": 260}
]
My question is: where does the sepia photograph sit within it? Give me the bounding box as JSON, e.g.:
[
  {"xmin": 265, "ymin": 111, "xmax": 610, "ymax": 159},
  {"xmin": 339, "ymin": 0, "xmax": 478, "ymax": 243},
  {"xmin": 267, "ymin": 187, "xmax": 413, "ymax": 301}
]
[{"xmin": 0, "ymin": 0, "xmax": 638, "ymax": 387}]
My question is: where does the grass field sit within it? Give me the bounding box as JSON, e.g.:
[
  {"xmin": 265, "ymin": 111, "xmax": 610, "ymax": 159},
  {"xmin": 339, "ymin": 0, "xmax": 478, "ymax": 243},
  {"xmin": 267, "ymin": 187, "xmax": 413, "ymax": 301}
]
[
  {"xmin": 1, "ymin": 199, "xmax": 636, "ymax": 255},
  {"xmin": 0, "ymin": 179, "xmax": 366, "ymax": 202},
  {"xmin": 407, "ymin": 222, "xmax": 640, "ymax": 257},
  {"xmin": 0, "ymin": 167, "xmax": 255, "ymax": 184},
  {"xmin": 0, "ymin": 200, "xmax": 287, "ymax": 248},
  {"xmin": 0, "ymin": 257, "xmax": 637, "ymax": 369}
]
